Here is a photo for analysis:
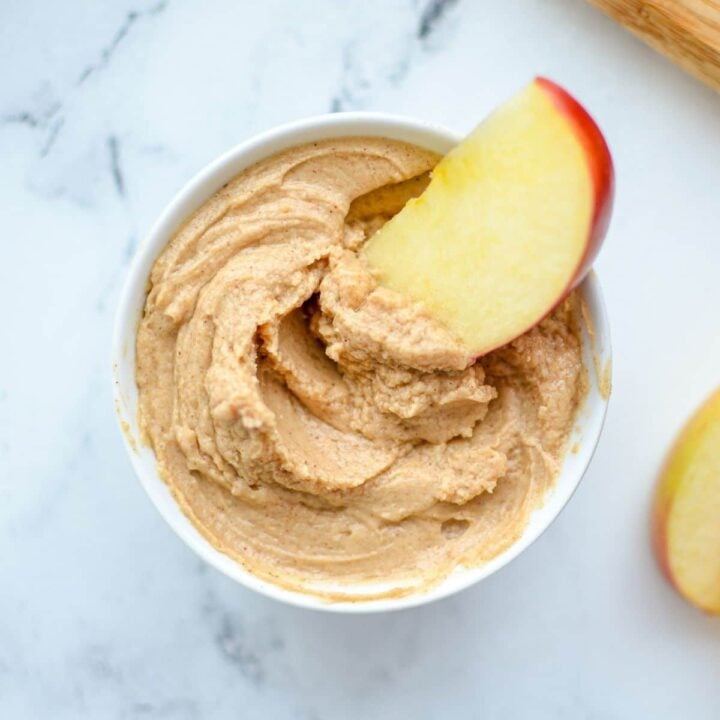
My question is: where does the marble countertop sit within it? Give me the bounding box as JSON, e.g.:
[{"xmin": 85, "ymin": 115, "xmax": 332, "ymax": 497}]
[{"xmin": 2, "ymin": 0, "xmax": 720, "ymax": 717}]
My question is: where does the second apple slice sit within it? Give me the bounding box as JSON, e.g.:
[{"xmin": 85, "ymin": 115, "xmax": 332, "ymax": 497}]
[{"xmin": 363, "ymin": 77, "xmax": 614, "ymax": 357}]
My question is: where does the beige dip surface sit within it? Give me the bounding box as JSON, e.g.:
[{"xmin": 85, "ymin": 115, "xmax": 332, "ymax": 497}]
[{"xmin": 137, "ymin": 137, "xmax": 585, "ymax": 600}]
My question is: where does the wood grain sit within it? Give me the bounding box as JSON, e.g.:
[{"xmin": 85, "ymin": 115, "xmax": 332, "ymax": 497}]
[{"xmin": 589, "ymin": 0, "xmax": 720, "ymax": 91}]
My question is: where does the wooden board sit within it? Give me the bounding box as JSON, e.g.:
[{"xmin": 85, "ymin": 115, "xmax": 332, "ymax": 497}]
[{"xmin": 589, "ymin": 0, "xmax": 720, "ymax": 92}]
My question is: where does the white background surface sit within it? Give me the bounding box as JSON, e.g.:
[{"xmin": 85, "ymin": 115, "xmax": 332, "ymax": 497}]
[{"xmin": 2, "ymin": 0, "xmax": 719, "ymax": 717}]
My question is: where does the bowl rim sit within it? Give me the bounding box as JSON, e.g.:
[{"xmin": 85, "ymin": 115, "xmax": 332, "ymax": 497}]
[{"xmin": 112, "ymin": 111, "xmax": 612, "ymax": 613}]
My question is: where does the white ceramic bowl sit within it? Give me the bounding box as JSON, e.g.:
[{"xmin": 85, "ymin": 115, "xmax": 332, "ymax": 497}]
[{"xmin": 112, "ymin": 113, "xmax": 612, "ymax": 613}]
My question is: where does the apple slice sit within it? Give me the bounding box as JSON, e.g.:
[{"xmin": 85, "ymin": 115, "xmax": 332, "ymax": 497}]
[
  {"xmin": 363, "ymin": 77, "xmax": 614, "ymax": 356},
  {"xmin": 653, "ymin": 388, "xmax": 720, "ymax": 614}
]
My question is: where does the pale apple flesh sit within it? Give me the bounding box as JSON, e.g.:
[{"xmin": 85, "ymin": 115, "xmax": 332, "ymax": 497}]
[
  {"xmin": 653, "ymin": 387, "xmax": 720, "ymax": 614},
  {"xmin": 363, "ymin": 77, "xmax": 614, "ymax": 357}
]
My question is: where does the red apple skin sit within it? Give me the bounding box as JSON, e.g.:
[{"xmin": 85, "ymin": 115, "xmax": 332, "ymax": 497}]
[
  {"xmin": 535, "ymin": 77, "xmax": 615, "ymax": 293},
  {"xmin": 650, "ymin": 386, "xmax": 720, "ymax": 614},
  {"xmin": 466, "ymin": 78, "xmax": 615, "ymax": 360}
]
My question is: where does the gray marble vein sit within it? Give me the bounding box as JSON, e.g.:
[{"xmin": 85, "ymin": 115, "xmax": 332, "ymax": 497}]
[
  {"xmin": 76, "ymin": 2, "xmax": 169, "ymax": 86},
  {"xmin": 329, "ymin": 0, "xmax": 460, "ymax": 113},
  {"xmin": 417, "ymin": 0, "xmax": 459, "ymax": 40},
  {"xmin": 107, "ymin": 136, "xmax": 126, "ymax": 197},
  {"xmin": 1, "ymin": 97, "xmax": 64, "ymax": 156}
]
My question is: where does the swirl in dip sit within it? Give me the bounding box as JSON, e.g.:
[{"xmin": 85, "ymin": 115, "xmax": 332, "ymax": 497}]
[{"xmin": 137, "ymin": 137, "xmax": 585, "ymax": 600}]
